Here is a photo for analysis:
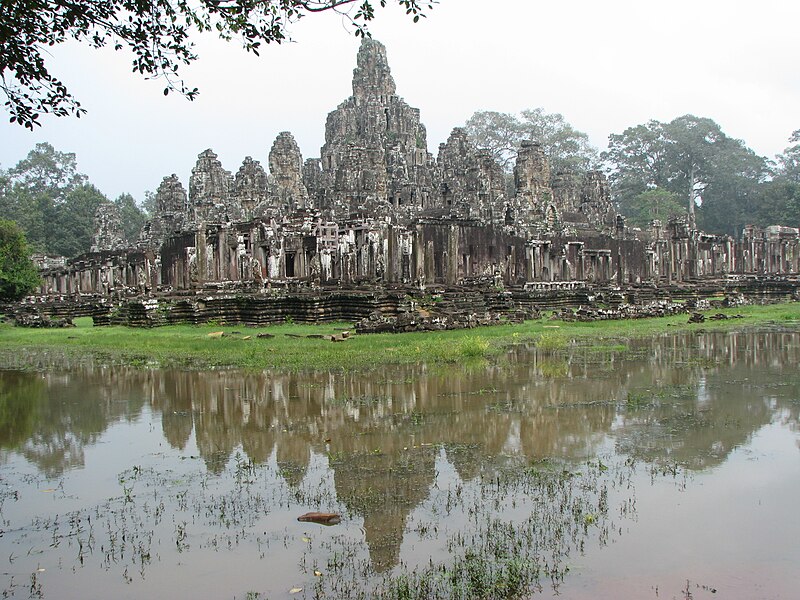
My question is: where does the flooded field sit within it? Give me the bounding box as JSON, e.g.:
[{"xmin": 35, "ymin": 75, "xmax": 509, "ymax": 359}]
[{"xmin": 1, "ymin": 329, "xmax": 799, "ymax": 599}]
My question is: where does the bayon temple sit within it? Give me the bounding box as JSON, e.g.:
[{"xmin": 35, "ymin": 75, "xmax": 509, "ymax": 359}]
[{"xmin": 30, "ymin": 39, "xmax": 800, "ymax": 327}]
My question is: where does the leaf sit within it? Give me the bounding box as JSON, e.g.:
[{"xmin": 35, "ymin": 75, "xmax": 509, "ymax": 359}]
[{"xmin": 289, "ymin": 588, "xmax": 303, "ymax": 594}]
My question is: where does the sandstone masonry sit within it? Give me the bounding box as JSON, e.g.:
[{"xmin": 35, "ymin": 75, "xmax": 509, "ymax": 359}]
[{"xmin": 30, "ymin": 39, "xmax": 800, "ymax": 326}]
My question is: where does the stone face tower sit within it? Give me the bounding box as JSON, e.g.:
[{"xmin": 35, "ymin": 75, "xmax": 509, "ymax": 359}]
[
  {"xmin": 437, "ymin": 128, "xmax": 507, "ymax": 224},
  {"xmin": 267, "ymin": 131, "xmax": 309, "ymax": 214},
  {"xmin": 311, "ymin": 38, "xmax": 436, "ymax": 223},
  {"xmin": 139, "ymin": 174, "xmax": 189, "ymax": 247},
  {"xmin": 91, "ymin": 202, "xmax": 127, "ymax": 252},
  {"xmin": 189, "ymin": 149, "xmax": 236, "ymax": 223},
  {"xmin": 352, "ymin": 37, "xmax": 396, "ymax": 102},
  {"xmin": 512, "ymin": 140, "xmax": 556, "ymax": 233},
  {"xmin": 232, "ymin": 157, "xmax": 268, "ymax": 221}
]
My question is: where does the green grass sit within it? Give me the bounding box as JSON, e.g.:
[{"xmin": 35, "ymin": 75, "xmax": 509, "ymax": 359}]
[{"xmin": 0, "ymin": 302, "xmax": 798, "ymax": 371}]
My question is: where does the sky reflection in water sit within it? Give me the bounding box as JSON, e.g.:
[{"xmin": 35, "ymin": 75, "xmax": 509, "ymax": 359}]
[{"xmin": 0, "ymin": 329, "xmax": 798, "ymax": 599}]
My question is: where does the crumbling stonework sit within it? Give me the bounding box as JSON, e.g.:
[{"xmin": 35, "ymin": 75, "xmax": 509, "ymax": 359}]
[
  {"xmin": 267, "ymin": 132, "xmax": 309, "ymax": 216},
  {"xmin": 513, "ymin": 140, "xmax": 556, "ymax": 235},
  {"xmin": 551, "ymin": 170, "xmax": 616, "ymax": 235},
  {"xmin": 319, "ymin": 38, "xmax": 436, "ymax": 223},
  {"xmin": 437, "ymin": 128, "xmax": 507, "ymax": 224},
  {"xmin": 189, "ymin": 149, "xmax": 236, "ymax": 223},
  {"xmin": 91, "ymin": 202, "xmax": 127, "ymax": 252},
  {"xmin": 30, "ymin": 38, "xmax": 800, "ymax": 323},
  {"xmin": 139, "ymin": 174, "xmax": 188, "ymax": 248},
  {"xmin": 232, "ymin": 157, "xmax": 268, "ymax": 221}
]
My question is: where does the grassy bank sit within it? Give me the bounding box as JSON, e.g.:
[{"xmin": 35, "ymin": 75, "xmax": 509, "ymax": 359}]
[{"xmin": 1, "ymin": 302, "xmax": 798, "ymax": 371}]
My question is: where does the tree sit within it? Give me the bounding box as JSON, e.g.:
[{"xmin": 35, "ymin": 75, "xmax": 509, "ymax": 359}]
[
  {"xmin": 141, "ymin": 190, "xmax": 157, "ymax": 218},
  {"xmin": 0, "ymin": 142, "xmax": 84, "ymax": 253},
  {"xmin": 518, "ymin": 108, "xmax": 598, "ymax": 174},
  {"xmin": 620, "ymin": 188, "xmax": 686, "ymax": 230},
  {"xmin": 114, "ymin": 193, "xmax": 147, "ymax": 244},
  {"xmin": 0, "ymin": 143, "xmax": 111, "ymax": 257},
  {"xmin": 751, "ymin": 180, "xmax": 800, "ymax": 227},
  {"xmin": 775, "ymin": 129, "xmax": 800, "ymax": 184},
  {"xmin": 603, "ymin": 115, "xmax": 768, "ymax": 237},
  {"xmin": 463, "ymin": 111, "xmax": 521, "ymax": 171},
  {"xmin": 1, "ymin": 0, "xmax": 435, "ymax": 129},
  {"xmin": 0, "ymin": 219, "xmax": 41, "ymax": 301},
  {"xmin": 7, "ymin": 142, "xmax": 86, "ymax": 192},
  {"xmin": 52, "ymin": 184, "xmax": 107, "ymax": 257},
  {"xmin": 464, "ymin": 108, "xmax": 599, "ymax": 175}
]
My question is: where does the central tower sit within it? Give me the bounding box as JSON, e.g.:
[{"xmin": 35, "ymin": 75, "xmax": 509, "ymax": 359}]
[{"xmin": 307, "ymin": 38, "xmax": 436, "ymax": 223}]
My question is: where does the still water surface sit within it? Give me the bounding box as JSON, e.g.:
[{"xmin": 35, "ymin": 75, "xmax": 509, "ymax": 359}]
[{"xmin": 0, "ymin": 329, "xmax": 799, "ymax": 599}]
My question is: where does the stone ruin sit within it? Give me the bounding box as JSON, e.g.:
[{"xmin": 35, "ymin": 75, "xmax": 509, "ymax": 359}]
[{"xmin": 29, "ymin": 39, "xmax": 800, "ymax": 327}]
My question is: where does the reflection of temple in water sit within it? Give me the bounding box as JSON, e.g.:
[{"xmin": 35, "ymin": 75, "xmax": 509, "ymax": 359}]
[{"xmin": 1, "ymin": 329, "xmax": 799, "ymax": 566}]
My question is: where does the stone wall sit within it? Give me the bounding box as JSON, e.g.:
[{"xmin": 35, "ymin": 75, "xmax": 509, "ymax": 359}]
[{"xmin": 30, "ymin": 38, "xmax": 800, "ymax": 322}]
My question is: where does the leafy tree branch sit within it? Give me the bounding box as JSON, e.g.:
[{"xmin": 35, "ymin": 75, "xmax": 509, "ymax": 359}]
[{"xmin": 1, "ymin": 0, "xmax": 435, "ymax": 128}]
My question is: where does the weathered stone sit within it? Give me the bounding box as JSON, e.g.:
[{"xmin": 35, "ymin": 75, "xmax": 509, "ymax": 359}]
[
  {"xmin": 352, "ymin": 38, "xmax": 396, "ymax": 102},
  {"xmin": 189, "ymin": 149, "xmax": 235, "ymax": 223},
  {"xmin": 266, "ymin": 132, "xmax": 309, "ymax": 215},
  {"xmin": 437, "ymin": 128, "xmax": 507, "ymax": 223},
  {"xmin": 139, "ymin": 174, "xmax": 189, "ymax": 247},
  {"xmin": 91, "ymin": 202, "xmax": 127, "ymax": 252},
  {"xmin": 28, "ymin": 38, "xmax": 800, "ymax": 326},
  {"xmin": 513, "ymin": 140, "xmax": 556, "ymax": 235},
  {"xmin": 232, "ymin": 156, "xmax": 268, "ymax": 221},
  {"xmin": 319, "ymin": 38, "xmax": 435, "ymax": 223},
  {"xmin": 552, "ymin": 170, "xmax": 615, "ymax": 234}
]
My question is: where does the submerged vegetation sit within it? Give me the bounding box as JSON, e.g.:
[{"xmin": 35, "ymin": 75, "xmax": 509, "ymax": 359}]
[
  {"xmin": 1, "ymin": 325, "xmax": 799, "ymax": 598},
  {"xmin": 2, "ymin": 447, "xmax": 630, "ymax": 600},
  {"xmin": 0, "ymin": 302, "xmax": 798, "ymax": 371}
]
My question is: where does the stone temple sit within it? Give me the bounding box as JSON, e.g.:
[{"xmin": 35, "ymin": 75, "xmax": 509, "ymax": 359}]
[{"xmin": 31, "ymin": 39, "xmax": 799, "ymax": 327}]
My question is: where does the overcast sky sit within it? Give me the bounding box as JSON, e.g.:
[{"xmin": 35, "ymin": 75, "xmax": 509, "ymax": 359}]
[{"xmin": 2, "ymin": 0, "xmax": 799, "ymax": 203}]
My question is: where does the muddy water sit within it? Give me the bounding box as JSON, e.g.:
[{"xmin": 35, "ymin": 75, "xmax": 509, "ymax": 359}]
[{"xmin": 0, "ymin": 329, "xmax": 798, "ymax": 599}]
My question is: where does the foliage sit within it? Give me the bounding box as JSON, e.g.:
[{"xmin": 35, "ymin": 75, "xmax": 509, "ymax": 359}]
[
  {"xmin": 774, "ymin": 129, "xmax": 800, "ymax": 184},
  {"xmin": 603, "ymin": 115, "xmax": 768, "ymax": 237},
  {"xmin": 535, "ymin": 330, "xmax": 566, "ymax": 353},
  {"xmin": 0, "ymin": 143, "xmax": 145, "ymax": 257},
  {"xmin": 114, "ymin": 193, "xmax": 147, "ymax": 244},
  {"xmin": 751, "ymin": 180, "xmax": 800, "ymax": 228},
  {"xmin": 1, "ymin": 0, "xmax": 435, "ymax": 129},
  {"xmin": 463, "ymin": 111, "xmax": 521, "ymax": 171},
  {"xmin": 0, "ymin": 219, "xmax": 40, "ymax": 301},
  {"xmin": 620, "ymin": 187, "xmax": 687, "ymax": 229},
  {"xmin": 517, "ymin": 108, "xmax": 599, "ymax": 173},
  {"xmin": 0, "ymin": 142, "xmax": 84, "ymax": 253},
  {"xmin": 457, "ymin": 335, "xmax": 490, "ymax": 358},
  {"xmin": 52, "ymin": 183, "xmax": 108, "ymax": 257},
  {"xmin": 464, "ymin": 109, "xmax": 599, "ymax": 175},
  {"xmin": 141, "ymin": 190, "xmax": 157, "ymax": 218}
]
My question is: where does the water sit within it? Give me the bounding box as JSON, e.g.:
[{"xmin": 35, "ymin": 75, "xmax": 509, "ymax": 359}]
[{"xmin": 0, "ymin": 329, "xmax": 798, "ymax": 599}]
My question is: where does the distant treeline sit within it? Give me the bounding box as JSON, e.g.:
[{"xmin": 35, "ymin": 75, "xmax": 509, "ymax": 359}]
[
  {"xmin": 0, "ymin": 143, "xmax": 148, "ymax": 258},
  {"xmin": 466, "ymin": 110, "xmax": 799, "ymax": 235}
]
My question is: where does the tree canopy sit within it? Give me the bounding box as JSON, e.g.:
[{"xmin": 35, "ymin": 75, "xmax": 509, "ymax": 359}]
[
  {"xmin": 0, "ymin": 219, "xmax": 40, "ymax": 301},
  {"xmin": 464, "ymin": 109, "xmax": 599, "ymax": 175},
  {"xmin": 0, "ymin": 143, "xmax": 147, "ymax": 257},
  {"xmin": 602, "ymin": 115, "xmax": 770, "ymax": 236},
  {"xmin": 775, "ymin": 129, "xmax": 800, "ymax": 184},
  {"xmin": 1, "ymin": 0, "xmax": 435, "ymax": 129}
]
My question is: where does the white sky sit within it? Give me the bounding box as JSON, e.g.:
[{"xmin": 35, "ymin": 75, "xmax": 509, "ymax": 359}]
[{"xmin": 1, "ymin": 0, "xmax": 798, "ymax": 203}]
